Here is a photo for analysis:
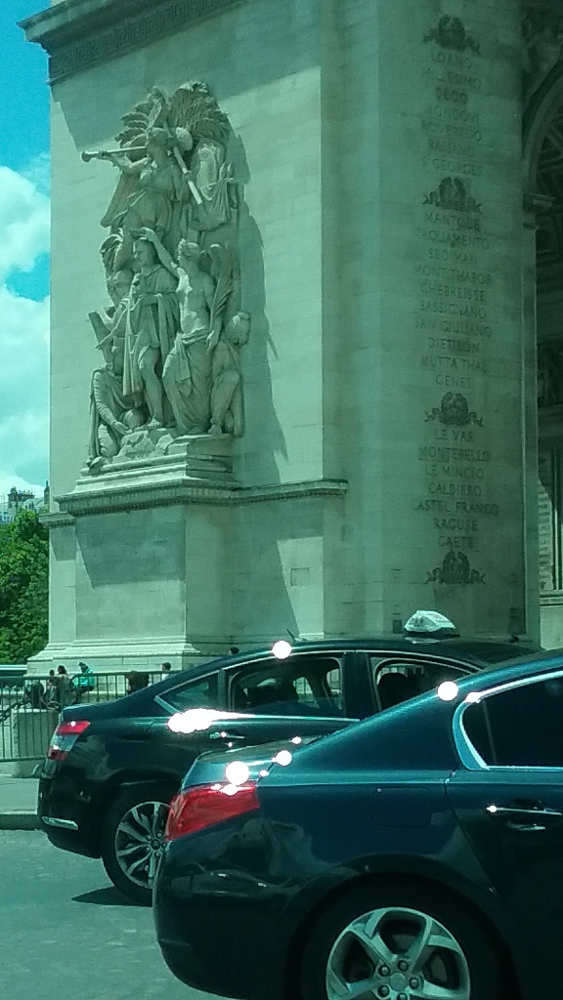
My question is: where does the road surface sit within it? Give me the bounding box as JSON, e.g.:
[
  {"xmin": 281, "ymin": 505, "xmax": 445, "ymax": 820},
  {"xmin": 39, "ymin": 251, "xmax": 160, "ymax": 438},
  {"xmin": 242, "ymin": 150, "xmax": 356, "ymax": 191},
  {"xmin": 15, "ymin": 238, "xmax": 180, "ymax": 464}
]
[{"xmin": 0, "ymin": 830, "xmax": 231, "ymax": 1000}]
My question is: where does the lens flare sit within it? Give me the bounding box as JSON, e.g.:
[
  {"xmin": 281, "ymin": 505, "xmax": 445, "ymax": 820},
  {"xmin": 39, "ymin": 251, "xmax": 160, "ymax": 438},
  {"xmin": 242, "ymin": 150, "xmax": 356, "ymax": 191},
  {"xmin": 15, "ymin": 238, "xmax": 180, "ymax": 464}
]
[
  {"xmin": 272, "ymin": 640, "xmax": 292, "ymax": 660},
  {"xmin": 437, "ymin": 681, "xmax": 459, "ymax": 702},
  {"xmin": 225, "ymin": 761, "xmax": 250, "ymax": 786}
]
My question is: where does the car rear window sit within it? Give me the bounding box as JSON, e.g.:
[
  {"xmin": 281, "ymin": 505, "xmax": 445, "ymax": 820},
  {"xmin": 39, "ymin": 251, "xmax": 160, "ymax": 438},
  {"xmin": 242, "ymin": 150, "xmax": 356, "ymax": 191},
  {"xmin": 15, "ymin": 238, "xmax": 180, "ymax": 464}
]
[{"xmin": 161, "ymin": 673, "xmax": 219, "ymax": 712}]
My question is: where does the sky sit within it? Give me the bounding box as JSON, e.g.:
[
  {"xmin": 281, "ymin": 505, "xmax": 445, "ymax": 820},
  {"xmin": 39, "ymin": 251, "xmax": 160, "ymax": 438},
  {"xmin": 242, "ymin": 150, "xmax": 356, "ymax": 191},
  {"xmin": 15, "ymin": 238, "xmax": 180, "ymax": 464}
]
[{"xmin": 0, "ymin": 1, "xmax": 50, "ymax": 499}]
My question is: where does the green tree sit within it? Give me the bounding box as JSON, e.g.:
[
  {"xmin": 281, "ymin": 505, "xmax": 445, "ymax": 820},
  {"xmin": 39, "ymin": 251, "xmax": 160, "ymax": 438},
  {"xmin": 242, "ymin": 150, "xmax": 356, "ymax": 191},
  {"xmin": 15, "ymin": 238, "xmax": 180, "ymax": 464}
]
[{"xmin": 0, "ymin": 510, "xmax": 48, "ymax": 663}]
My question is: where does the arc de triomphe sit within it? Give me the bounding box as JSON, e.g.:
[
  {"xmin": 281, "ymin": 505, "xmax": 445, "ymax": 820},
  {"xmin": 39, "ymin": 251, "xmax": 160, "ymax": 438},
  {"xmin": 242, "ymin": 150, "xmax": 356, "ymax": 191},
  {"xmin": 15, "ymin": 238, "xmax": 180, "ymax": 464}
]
[{"xmin": 18, "ymin": 0, "xmax": 563, "ymax": 668}]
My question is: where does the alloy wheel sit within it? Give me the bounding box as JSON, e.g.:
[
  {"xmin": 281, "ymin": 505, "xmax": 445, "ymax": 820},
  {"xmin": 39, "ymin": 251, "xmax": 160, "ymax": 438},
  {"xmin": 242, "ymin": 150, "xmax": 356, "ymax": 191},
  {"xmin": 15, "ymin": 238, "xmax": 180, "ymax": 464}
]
[
  {"xmin": 326, "ymin": 905, "xmax": 471, "ymax": 1000},
  {"xmin": 114, "ymin": 800, "xmax": 169, "ymax": 890}
]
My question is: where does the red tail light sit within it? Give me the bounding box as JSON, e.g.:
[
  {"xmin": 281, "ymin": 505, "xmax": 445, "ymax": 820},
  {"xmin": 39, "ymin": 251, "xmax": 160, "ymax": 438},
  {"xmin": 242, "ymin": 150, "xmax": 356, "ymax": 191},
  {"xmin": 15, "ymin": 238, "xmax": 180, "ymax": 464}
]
[
  {"xmin": 47, "ymin": 719, "xmax": 90, "ymax": 761},
  {"xmin": 165, "ymin": 782, "xmax": 259, "ymax": 842}
]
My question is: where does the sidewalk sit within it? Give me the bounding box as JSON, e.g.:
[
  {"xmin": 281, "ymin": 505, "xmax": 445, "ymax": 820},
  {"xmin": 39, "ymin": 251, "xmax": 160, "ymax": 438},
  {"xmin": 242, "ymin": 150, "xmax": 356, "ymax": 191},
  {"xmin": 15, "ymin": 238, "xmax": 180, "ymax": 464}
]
[{"xmin": 0, "ymin": 775, "xmax": 39, "ymax": 829}]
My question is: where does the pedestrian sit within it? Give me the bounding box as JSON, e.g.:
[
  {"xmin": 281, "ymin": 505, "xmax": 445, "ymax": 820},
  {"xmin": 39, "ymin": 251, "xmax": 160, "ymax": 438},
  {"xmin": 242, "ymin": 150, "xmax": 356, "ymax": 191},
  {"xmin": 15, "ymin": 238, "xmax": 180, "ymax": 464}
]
[
  {"xmin": 46, "ymin": 669, "xmax": 59, "ymax": 709},
  {"xmin": 72, "ymin": 661, "xmax": 95, "ymax": 703},
  {"xmin": 56, "ymin": 665, "xmax": 73, "ymax": 708},
  {"xmin": 127, "ymin": 671, "xmax": 149, "ymax": 694},
  {"xmin": 24, "ymin": 680, "xmax": 46, "ymax": 709},
  {"xmin": 160, "ymin": 661, "xmax": 172, "ymax": 680}
]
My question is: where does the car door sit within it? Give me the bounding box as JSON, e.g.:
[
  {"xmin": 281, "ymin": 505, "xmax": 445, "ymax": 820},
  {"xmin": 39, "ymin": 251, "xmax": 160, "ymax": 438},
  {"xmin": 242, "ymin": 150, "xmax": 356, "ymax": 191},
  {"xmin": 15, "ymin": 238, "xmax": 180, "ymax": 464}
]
[
  {"xmin": 148, "ymin": 668, "xmax": 232, "ymax": 767},
  {"xmin": 218, "ymin": 650, "xmax": 359, "ymax": 747},
  {"xmin": 446, "ymin": 670, "xmax": 563, "ymax": 991},
  {"xmin": 368, "ymin": 652, "xmax": 473, "ymax": 711}
]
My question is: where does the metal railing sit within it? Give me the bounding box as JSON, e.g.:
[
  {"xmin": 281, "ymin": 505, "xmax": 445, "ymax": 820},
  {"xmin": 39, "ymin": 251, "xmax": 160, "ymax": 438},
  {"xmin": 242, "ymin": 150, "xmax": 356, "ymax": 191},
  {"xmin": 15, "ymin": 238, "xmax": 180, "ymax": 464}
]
[{"xmin": 0, "ymin": 670, "xmax": 164, "ymax": 762}]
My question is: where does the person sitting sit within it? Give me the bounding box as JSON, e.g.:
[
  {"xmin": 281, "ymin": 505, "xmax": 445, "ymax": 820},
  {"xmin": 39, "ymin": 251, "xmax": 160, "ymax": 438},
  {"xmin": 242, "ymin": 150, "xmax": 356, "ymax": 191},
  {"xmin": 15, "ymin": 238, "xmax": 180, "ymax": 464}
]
[{"xmin": 72, "ymin": 662, "xmax": 95, "ymax": 702}]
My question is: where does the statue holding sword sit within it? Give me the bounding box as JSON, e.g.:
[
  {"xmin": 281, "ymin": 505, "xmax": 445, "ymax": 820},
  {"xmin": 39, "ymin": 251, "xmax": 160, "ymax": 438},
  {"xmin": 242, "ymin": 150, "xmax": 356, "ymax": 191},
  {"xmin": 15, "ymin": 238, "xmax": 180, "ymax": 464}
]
[{"xmin": 83, "ymin": 82, "xmax": 236, "ymax": 274}]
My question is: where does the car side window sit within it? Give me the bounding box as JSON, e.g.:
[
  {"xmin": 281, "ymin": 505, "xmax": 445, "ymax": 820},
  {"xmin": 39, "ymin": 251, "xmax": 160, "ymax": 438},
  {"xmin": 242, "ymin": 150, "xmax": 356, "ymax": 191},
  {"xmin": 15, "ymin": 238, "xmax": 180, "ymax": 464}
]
[
  {"xmin": 229, "ymin": 655, "xmax": 344, "ymax": 716},
  {"xmin": 371, "ymin": 657, "xmax": 468, "ymax": 710},
  {"xmin": 463, "ymin": 676, "xmax": 563, "ymax": 767},
  {"xmin": 159, "ymin": 673, "xmax": 219, "ymax": 712}
]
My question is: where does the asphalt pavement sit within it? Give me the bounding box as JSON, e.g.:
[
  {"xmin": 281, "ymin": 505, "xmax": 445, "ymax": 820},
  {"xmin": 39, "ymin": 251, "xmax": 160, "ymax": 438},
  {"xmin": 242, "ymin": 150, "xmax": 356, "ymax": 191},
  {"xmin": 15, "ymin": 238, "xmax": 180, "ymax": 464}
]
[
  {"xmin": 0, "ymin": 775, "xmax": 38, "ymax": 826},
  {"xmin": 0, "ymin": 830, "xmax": 231, "ymax": 1000}
]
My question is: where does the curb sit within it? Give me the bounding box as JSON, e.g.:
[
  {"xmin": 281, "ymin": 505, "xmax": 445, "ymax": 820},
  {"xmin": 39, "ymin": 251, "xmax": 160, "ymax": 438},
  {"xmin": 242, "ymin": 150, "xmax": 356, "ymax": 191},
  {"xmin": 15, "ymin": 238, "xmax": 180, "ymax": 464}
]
[{"xmin": 0, "ymin": 812, "xmax": 39, "ymax": 830}]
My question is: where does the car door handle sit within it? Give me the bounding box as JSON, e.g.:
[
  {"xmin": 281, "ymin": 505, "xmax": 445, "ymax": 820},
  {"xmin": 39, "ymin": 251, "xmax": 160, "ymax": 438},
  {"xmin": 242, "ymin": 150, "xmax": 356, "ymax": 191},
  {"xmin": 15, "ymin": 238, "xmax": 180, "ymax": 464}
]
[
  {"xmin": 486, "ymin": 804, "xmax": 563, "ymax": 831},
  {"xmin": 208, "ymin": 731, "xmax": 245, "ymax": 742}
]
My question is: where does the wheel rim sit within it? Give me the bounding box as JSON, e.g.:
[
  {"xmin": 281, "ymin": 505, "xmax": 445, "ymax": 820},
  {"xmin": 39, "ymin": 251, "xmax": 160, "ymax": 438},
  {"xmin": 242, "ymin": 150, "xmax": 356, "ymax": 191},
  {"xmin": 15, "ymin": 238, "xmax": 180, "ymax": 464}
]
[
  {"xmin": 114, "ymin": 800, "xmax": 169, "ymax": 890},
  {"xmin": 326, "ymin": 906, "xmax": 471, "ymax": 1000}
]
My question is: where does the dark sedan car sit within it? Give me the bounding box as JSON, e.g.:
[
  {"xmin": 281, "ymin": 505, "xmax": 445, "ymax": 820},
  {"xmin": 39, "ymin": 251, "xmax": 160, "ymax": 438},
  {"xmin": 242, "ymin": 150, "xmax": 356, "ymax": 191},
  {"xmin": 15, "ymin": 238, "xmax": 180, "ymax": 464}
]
[
  {"xmin": 37, "ymin": 632, "xmax": 526, "ymax": 902},
  {"xmin": 154, "ymin": 648, "xmax": 563, "ymax": 1000}
]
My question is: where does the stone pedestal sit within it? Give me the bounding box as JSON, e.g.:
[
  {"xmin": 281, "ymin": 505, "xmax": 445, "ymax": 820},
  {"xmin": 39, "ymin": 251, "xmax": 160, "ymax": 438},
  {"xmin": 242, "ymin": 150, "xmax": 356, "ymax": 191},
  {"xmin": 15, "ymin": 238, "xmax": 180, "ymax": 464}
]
[{"xmin": 69, "ymin": 433, "xmax": 236, "ymax": 511}]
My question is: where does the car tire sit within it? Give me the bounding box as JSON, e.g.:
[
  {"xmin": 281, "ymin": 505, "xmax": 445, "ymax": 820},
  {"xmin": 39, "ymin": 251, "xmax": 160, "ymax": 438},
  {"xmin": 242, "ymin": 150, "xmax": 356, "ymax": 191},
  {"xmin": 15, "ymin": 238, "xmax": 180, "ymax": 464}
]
[
  {"xmin": 101, "ymin": 782, "xmax": 176, "ymax": 906},
  {"xmin": 299, "ymin": 883, "xmax": 504, "ymax": 1000}
]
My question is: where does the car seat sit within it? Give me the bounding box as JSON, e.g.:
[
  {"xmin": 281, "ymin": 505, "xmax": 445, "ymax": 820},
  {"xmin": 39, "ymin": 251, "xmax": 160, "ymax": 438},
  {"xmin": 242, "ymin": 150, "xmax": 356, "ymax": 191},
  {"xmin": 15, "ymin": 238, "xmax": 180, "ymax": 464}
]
[{"xmin": 378, "ymin": 671, "xmax": 420, "ymax": 709}]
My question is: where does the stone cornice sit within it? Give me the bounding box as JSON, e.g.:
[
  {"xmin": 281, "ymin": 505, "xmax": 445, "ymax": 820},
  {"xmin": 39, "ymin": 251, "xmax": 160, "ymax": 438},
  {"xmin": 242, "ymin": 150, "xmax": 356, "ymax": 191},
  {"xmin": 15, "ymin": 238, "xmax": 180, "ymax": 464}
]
[
  {"xmin": 20, "ymin": 0, "xmax": 246, "ymax": 83},
  {"xmin": 53, "ymin": 478, "xmax": 348, "ymax": 518},
  {"xmin": 39, "ymin": 511, "xmax": 75, "ymax": 528}
]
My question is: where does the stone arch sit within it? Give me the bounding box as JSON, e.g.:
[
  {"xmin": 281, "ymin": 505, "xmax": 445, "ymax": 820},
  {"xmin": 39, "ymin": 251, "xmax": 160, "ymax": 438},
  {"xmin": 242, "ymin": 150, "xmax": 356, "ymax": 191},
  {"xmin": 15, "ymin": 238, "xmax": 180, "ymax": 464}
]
[
  {"xmin": 524, "ymin": 64, "xmax": 563, "ymax": 188},
  {"xmin": 524, "ymin": 64, "xmax": 563, "ymax": 643}
]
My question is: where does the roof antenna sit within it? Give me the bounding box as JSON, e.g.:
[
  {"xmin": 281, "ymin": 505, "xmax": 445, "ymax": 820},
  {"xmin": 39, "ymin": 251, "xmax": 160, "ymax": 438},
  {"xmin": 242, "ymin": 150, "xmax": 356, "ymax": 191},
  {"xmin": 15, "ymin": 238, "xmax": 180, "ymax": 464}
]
[{"xmin": 286, "ymin": 628, "xmax": 297, "ymax": 642}]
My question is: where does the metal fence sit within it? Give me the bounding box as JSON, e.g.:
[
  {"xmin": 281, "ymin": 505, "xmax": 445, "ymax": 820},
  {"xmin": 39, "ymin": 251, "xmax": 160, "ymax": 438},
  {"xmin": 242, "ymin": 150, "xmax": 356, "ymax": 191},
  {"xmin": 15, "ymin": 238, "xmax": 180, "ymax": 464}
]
[{"xmin": 0, "ymin": 670, "xmax": 163, "ymax": 763}]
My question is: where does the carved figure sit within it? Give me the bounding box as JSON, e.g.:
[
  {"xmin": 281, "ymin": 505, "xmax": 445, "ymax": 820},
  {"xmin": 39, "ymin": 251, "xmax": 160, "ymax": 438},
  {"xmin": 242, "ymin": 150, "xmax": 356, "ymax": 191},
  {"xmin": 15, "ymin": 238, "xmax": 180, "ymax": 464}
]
[
  {"xmin": 88, "ymin": 268, "xmax": 145, "ymax": 466},
  {"xmin": 424, "ymin": 16, "xmax": 480, "ymax": 54},
  {"xmin": 86, "ymin": 82, "xmax": 234, "ymax": 272},
  {"xmin": 426, "ymin": 549, "xmax": 485, "ymax": 585},
  {"xmin": 424, "ymin": 177, "xmax": 481, "ymax": 213},
  {"xmin": 168, "ymin": 82, "xmax": 234, "ymax": 241},
  {"xmin": 89, "ymin": 368, "xmax": 132, "ymax": 465},
  {"xmin": 210, "ymin": 311, "xmax": 251, "ymax": 436},
  {"xmin": 142, "ymin": 233, "xmax": 234, "ymax": 434},
  {"xmin": 89, "ymin": 267, "xmax": 133, "ymax": 376},
  {"xmin": 122, "ymin": 235, "xmax": 180, "ymax": 427},
  {"xmin": 83, "ymin": 82, "xmax": 249, "ymax": 469},
  {"xmin": 425, "ymin": 393, "xmax": 483, "ymax": 427}
]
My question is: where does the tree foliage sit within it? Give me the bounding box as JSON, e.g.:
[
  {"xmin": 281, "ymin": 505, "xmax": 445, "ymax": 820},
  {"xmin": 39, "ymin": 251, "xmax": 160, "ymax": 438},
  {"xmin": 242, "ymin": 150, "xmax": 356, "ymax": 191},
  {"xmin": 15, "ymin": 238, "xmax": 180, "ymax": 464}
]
[{"xmin": 0, "ymin": 511, "xmax": 48, "ymax": 663}]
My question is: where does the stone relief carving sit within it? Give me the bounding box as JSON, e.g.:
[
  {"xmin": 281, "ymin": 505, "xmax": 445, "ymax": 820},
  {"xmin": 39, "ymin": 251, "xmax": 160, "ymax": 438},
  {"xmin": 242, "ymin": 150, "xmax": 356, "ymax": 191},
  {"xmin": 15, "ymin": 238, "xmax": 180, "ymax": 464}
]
[
  {"xmin": 523, "ymin": 8, "xmax": 563, "ymax": 104},
  {"xmin": 424, "ymin": 16, "xmax": 480, "ymax": 55},
  {"xmin": 424, "ymin": 177, "xmax": 481, "ymax": 213},
  {"xmin": 426, "ymin": 550, "xmax": 485, "ymax": 585},
  {"xmin": 84, "ymin": 83, "xmax": 249, "ymax": 473},
  {"xmin": 425, "ymin": 393, "xmax": 483, "ymax": 427}
]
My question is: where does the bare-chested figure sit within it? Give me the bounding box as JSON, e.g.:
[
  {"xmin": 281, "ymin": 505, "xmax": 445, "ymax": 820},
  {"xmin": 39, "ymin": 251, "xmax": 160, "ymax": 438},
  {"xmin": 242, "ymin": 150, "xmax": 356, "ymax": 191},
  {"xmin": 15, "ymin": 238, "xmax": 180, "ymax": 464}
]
[{"xmin": 140, "ymin": 230, "xmax": 223, "ymax": 433}]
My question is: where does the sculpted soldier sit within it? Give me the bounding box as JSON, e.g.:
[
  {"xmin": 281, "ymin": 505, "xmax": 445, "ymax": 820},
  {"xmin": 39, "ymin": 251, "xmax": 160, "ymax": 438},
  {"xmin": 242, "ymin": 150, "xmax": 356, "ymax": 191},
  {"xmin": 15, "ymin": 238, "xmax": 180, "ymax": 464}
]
[
  {"xmin": 209, "ymin": 312, "xmax": 250, "ymax": 436},
  {"xmin": 139, "ymin": 230, "xmax": 228, "ymax": 434},
  {"xmin": 122, "ymin": 234, "xmax": 179, "ymax": 427}
]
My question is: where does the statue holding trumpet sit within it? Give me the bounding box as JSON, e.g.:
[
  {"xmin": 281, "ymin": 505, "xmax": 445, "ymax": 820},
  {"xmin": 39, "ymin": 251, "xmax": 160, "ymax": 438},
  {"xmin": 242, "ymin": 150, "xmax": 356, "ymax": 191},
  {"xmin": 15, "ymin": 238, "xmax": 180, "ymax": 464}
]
[{"xmin": 83, "ymin": 82, "xmax": 236, "ymax": 275}]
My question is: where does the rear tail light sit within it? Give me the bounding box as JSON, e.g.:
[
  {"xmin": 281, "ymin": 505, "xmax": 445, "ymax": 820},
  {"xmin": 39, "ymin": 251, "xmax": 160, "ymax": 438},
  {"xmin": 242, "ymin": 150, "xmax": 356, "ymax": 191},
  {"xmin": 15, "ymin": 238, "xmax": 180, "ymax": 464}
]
[
  {"xmin": 47, "ymin": 719, "xmax": 90, "ymax": 761},
  {"xmin": 165, "ymin": 782, "xmax": 259, "ymax": 842}
]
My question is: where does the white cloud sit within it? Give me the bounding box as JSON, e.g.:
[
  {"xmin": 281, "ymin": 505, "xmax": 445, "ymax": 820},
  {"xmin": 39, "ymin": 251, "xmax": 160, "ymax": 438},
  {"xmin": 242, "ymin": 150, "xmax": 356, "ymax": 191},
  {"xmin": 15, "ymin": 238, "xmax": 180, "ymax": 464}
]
[
  {"xmin": 0, "ymin": 165, "xmax": 50, "ymax": 280},
  {"xmin": 0, "ymin": 161, "xmax": 50, "ymax": 498},
  {"xmin": 22, "ymin": 152, "xmax": 51, "ymax": 196}
]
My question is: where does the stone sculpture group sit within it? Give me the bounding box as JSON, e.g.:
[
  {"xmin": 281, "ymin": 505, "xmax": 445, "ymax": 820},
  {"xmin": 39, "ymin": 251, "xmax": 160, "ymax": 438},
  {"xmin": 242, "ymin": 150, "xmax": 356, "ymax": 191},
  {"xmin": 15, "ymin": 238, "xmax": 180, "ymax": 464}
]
[{"xmin": 85, "ymin": 82, "xmax": 250, "ymax": 471}]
